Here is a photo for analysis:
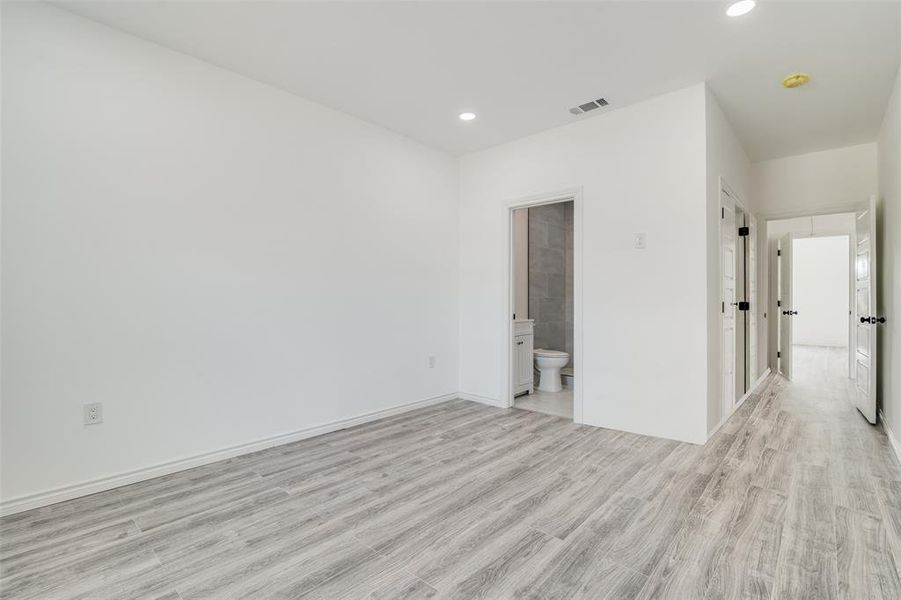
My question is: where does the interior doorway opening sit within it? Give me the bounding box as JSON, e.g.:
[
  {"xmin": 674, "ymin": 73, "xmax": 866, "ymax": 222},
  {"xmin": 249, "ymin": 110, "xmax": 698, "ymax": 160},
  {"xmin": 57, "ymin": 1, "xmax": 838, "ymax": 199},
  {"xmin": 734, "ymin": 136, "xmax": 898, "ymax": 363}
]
[
  {"xmin": 766, "ymin": 213, "xmax": 856, "ymax": 383},
  {"xmin": 720, "ymin": 181, "xmax": 758, "ymax": 429},
  {"xmin": 790, "ymin": 236, "xmax": 851, "ymax": 383},
  {"xmin": 505, "ymin": 190, "xmax": 582, "ymax": 422},
  {"xmin": 764, "ymin": 202, "xmax": 880, "ymax": 424}
]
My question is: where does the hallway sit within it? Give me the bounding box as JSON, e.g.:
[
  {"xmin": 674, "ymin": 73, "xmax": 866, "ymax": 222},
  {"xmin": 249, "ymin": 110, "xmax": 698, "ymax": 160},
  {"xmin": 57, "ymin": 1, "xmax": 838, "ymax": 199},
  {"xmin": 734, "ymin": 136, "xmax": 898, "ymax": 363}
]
[
  {"xmin": 631, "ymin": 367, "xmax": 901, "ymax": 598},
  {"xmin": 749, "ymin": 359, "xmax": 901, "ymax": 599}
]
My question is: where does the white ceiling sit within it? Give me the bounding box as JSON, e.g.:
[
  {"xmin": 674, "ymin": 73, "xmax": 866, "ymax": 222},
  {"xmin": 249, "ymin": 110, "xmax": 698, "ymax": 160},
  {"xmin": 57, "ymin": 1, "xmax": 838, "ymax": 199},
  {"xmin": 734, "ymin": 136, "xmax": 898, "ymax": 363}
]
[{"xmin": 58, "ymin": 1, "xmax": 900, "ymax": 160}]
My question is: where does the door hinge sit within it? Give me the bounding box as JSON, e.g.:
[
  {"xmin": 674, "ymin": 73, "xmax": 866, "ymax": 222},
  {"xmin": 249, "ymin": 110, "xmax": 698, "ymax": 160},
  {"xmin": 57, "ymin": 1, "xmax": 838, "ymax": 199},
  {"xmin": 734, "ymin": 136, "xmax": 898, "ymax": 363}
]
[
  {"xmin": 721, "ymin": 207, "xmax": 725, "ymax": 219},
  {"xmin": 777, "ymin": 249, "xmax": 781, "ymax": 256},
  {"xmin": 738, "ymin": 226, "xmax": 749, "ymax": 237},
  {"xmin": 721, "ymin": 301, "xmax": 725, "ymax": 313},
  {"xmin": 777, "ymin": 351, "xmax": 781, "ymax": 358},
  {"xmin": 738, "ymin": 301, "xmax": 750, "ymax": 311},
  {"xmin": 777, "ymin": 300, "xmax": 782, "ymax": 307}
]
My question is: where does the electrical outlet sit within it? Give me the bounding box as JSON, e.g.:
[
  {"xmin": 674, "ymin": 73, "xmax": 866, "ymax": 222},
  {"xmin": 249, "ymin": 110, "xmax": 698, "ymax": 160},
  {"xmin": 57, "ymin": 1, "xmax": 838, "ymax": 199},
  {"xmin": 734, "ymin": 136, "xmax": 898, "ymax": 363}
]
[
  {"xmin": 634, "ymin": 232, "xmax": 647, "ymax": 250},
  {"xmin": 83, "ymin": 402, "xmax": 103, "ymax": 425},
  {"xmin": 428, "ymin": 355, "xmax": 437, "ymax": 369}
]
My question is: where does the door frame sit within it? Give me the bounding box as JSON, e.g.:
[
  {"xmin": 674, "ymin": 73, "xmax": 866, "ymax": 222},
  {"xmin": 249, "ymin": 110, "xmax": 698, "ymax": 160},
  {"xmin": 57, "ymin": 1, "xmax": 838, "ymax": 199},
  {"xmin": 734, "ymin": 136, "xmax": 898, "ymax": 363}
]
[
  {"xmin": 719, "ymin": 177, "xmax": 754, "ymax": 421},
  {"xmin": 503, "ymin": 187, "xmax": 584, "ymax": 423},
  {"xmin": 761, "ymin": 212, "xmax": 856, "ymax": 380}
]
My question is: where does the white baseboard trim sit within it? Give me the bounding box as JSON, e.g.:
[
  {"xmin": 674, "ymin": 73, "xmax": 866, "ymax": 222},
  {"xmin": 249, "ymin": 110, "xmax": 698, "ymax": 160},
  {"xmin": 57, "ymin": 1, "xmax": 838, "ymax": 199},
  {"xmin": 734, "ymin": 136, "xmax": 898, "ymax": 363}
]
[
  {"xmin": 0, "ymin": 392, "xmax": 458, "ymax": 517},
  {"xmin": 708, "ymin": 368, "xmax": 772, "ymax": 440},
  {"xmin": 458, "ymin": 392, "xmax": 508, "ymax": 408},
  {"xmin": 741, "ymin": 368, "xmax": 772, "ymax": 408},
  {"xmin": 734, "ymin": 368, "xmax": 773, "ymax": 412},
  {"xmin": 707, "ymin": 415, "xmax": 727, "ymax": 439},
  {"xmin": 879, "ymin": 409, "xmax": 901, "ymax": 466}
]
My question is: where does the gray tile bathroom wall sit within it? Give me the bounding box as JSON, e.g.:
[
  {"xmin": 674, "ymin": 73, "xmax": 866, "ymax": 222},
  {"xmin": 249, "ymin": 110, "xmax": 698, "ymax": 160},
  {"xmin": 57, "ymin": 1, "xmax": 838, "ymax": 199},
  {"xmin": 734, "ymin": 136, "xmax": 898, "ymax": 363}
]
[{"xmin": 528, "ymin": 202, "xmax": 574, "ymax": 366}]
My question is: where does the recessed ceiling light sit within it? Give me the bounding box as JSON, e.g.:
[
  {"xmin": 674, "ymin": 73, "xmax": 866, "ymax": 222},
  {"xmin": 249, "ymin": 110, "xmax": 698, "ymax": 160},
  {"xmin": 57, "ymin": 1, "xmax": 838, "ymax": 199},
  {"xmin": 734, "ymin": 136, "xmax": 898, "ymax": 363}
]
[
  {"xmin": 782, "ymin": 73, "xmax": 810, "ymax": 89},
  {"xmin": 726, "ymin": 0, "xmax": 756, "ymax": 17},
  {"xmin": 459, "ymin": 112, "xmax": 476, "ymax": 121}
]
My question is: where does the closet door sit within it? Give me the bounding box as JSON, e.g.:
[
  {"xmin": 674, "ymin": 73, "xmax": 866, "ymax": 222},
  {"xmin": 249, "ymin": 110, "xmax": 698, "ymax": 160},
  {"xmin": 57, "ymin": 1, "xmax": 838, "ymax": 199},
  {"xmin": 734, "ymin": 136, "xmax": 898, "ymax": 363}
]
[
  {"xmin": 748, "ymin": 215, "xmax": 758, "ymax": 385},
  {"xmin": 722, "ymin": 199, "xmax": 737, "ymax": 414}
]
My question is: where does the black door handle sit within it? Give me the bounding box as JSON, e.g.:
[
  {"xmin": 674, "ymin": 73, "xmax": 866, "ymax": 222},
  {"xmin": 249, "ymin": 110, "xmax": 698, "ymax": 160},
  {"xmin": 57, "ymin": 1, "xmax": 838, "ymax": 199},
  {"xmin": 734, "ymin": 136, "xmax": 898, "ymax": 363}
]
[
  {"xmin": 860, "ymin": 316, "xmax": 884, "ymax": 324},
  {"xmin": 783, "ymin": 310, "xmax": 798, "ymax": 316}
]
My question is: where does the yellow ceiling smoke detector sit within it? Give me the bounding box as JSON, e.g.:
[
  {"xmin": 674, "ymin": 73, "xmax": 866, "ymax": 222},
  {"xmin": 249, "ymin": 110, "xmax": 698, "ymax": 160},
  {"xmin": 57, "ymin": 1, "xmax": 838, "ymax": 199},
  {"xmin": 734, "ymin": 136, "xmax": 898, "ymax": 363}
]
[{"xmin": 782, "ymin": 73, "xmax": 810, "ymax": 89}]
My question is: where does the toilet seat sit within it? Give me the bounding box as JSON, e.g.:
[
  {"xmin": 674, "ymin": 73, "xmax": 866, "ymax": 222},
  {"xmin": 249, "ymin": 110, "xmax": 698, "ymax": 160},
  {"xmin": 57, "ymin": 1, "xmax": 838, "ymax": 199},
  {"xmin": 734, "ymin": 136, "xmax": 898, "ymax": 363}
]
[{"xmin": 534, "ymin": 348, "xmax": 567, "ymax": 358}]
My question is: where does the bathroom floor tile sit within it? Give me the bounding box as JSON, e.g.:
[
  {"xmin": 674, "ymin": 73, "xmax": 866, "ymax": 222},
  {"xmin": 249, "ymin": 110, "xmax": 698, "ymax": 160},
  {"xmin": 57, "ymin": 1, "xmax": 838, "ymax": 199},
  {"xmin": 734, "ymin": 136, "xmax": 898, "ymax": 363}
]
[{"xmin": 514, "ymin": 387, "xmax": 573, "ymax": 419}]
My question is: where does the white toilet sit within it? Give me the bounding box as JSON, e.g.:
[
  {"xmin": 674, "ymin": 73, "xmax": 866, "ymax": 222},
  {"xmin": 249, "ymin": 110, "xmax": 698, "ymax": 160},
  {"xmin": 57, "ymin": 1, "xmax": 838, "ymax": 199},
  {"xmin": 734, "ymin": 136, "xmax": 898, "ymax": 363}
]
[{"xmin": 534, "ymin": 349, "xmax": 569, "ymax": 392}]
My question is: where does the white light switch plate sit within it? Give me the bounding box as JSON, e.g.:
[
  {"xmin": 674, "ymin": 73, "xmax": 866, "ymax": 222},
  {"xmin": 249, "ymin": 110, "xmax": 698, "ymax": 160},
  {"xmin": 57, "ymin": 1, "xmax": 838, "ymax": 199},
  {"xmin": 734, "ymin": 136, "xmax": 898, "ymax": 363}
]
[{"xmin": 634, "ymin": 233, "xmax": 647, "ymax": 249}]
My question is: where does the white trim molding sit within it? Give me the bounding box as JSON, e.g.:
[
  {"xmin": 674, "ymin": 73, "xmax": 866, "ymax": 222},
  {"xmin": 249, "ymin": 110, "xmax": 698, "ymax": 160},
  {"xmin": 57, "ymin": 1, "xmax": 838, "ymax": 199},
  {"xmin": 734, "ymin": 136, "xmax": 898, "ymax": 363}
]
[
  {"xmin": 0, "ymin": 392, "xmax": 457, "ymax": 517},
  {"xmin": 458, "ymin": 392, "xmax": 508, "ymax": 408},
  {"xmin": 880, "ymin": 410, "xmax": 901, "ymax": 466},
  {"xmin": 502, "ymin": 187, "xmax": 584, "ymax": 424},
  {"xmin": 708, "ymin": 368, "xmax": 772, "ymax": 440},
  {"xmin": 739, "ymin": 368, "xmax": 772, "ymax": 410}
]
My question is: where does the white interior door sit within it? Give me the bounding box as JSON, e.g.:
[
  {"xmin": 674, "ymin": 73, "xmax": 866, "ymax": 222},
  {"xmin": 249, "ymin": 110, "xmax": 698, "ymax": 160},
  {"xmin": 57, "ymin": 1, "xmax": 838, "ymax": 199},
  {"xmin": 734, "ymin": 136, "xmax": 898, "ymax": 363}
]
[
  {"xmin": 777, "ymin": 234, "xmax": 794, "ymax": 380},
  {"xmin": 768, "ymin": 237, "xmax": 779, "ymax": 371},
  {"xmin": 722, "ymin": 201, "xmax": 737, "ymax": 414},
  {"xmin": 748, "ymin": 215, "xmax": 758, "ymax": 385},
  {"xmin": 854, "ymin": 196, "xmax": 878, "ymax": 424}
]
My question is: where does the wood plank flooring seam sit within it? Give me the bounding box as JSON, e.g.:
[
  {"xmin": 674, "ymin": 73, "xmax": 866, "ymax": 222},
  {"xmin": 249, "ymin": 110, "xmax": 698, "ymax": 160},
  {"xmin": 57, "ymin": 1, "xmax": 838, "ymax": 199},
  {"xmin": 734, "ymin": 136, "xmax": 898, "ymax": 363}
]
[{"xmin": 348, "ymin": 529, "xmax": 450, "ymax": 595}]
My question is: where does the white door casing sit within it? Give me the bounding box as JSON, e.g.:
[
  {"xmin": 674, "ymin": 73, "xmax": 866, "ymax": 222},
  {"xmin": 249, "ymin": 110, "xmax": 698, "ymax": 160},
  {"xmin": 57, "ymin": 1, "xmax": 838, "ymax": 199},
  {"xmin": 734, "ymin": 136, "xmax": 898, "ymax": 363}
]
[
  {"xmin": 504, "ymin": 188, "xmax": 583, "ymax": 421},
  {"xmin": 854, "ymin": 196, "xmax": 878, "ymax": 424}
]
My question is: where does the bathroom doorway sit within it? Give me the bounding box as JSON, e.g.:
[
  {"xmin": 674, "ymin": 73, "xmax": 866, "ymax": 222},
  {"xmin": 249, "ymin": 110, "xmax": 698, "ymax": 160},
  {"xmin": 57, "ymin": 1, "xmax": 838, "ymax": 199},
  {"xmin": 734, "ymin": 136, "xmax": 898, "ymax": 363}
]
[{"xmin": 505, "ymin": 190, "xmax": 582, "ymax": 422}]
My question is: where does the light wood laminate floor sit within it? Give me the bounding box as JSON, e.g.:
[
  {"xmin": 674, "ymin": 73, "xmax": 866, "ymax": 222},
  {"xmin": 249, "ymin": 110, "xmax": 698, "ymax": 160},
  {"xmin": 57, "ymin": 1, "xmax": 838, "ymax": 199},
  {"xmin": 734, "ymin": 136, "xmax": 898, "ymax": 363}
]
[
  {"xmin": 792, "ymin": 344, "xmax": 850, "ymax": 385},
  {"xmin": 3, "ymin": 365, "xmax": 901, "ymax": 599}
]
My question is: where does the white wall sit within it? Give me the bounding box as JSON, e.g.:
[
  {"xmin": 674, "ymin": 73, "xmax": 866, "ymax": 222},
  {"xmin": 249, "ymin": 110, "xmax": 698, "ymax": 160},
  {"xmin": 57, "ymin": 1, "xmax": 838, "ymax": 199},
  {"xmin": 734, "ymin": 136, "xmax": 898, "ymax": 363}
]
[
  {"xmin": 1, "ymin": 4, "xmax": 460, "ymax": 506},
  {"xmin": 459, "ymin": 84, "xmax": 710, "ymax": 444},
  {"xmin": 753, "ymin": 143, "xmax": 878, "ymax": 218},
  {"xmin": 705, "ymin": 88, "xmax": 752, "ymax": 434},
  {"xmin": 878, "ymin": 64, "xmax": 901, "ymax": 446},
  {"xmin": 791, "ymin": 237, "xmax": 850, "ymax": 347},
  {"xmin": 768, "ymin": 213, "xmax": 856, "ymax": 239}
]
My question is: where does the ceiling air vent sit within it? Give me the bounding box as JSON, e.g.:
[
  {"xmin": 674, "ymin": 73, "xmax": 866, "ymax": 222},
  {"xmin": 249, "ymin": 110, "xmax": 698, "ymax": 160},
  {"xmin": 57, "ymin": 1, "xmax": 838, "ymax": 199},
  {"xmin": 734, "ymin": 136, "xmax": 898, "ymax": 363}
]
[{"xmin": 569, "ymin": 98, "xmax": 609, "ymax": 115}]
